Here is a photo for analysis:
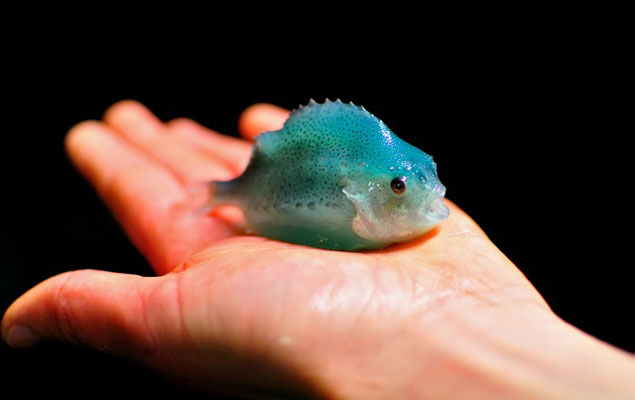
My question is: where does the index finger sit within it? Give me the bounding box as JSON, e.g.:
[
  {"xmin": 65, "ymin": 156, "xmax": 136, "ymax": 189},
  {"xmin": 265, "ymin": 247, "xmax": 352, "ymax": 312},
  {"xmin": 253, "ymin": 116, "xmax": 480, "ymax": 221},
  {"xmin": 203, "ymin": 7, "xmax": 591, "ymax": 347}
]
[{"xmin": 65, "ymin": 121, "xmax": 239, "ymax": 274}]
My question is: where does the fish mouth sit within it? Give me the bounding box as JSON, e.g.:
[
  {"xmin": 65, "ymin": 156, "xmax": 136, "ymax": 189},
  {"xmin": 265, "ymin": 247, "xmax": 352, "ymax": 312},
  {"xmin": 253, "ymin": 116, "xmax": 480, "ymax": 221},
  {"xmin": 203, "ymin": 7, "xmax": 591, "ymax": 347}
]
[{"xmin": 426, "ymin": 196, "xmax": 449, "ymax": 222}]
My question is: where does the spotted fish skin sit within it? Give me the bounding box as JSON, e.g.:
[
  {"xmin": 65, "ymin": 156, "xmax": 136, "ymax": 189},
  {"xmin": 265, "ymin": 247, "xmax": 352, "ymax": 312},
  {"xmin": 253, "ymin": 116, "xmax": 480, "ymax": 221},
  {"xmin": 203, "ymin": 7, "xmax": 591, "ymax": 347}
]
[{"xmin": 212, "ymin": 99, "xmax": 449, "ymax": 251}]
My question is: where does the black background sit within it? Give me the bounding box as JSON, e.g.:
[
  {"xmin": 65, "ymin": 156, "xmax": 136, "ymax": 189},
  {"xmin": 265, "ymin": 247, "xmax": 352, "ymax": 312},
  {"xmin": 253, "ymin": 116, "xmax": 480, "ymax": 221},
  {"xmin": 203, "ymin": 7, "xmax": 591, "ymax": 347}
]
[{"xmin": 1, "ymin": 71, "xmax": 632, "ymax": 398}]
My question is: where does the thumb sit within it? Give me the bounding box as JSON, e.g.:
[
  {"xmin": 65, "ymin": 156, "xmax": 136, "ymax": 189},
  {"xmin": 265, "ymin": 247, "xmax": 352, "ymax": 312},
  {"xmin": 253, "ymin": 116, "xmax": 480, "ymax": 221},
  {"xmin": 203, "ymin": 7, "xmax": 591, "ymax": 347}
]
[{"xmin": 1, "ymin": 269, "xmax": 181, "ymax": 358}]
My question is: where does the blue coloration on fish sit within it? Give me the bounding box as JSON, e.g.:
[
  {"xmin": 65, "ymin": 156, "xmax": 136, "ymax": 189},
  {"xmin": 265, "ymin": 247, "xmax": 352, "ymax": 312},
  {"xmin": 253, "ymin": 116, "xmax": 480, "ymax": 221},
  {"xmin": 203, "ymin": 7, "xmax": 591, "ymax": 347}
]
[{"xmin": 212, "ymin": 99, "xmax": 449, "ymax": 251}]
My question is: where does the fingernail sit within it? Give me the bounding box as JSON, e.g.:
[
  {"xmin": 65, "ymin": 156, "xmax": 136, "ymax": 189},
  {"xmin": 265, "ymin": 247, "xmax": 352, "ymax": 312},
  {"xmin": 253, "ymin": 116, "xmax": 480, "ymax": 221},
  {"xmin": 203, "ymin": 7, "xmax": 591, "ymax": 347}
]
[{"xmin": 4, "ymin": 325, "xmax": 40, "ymax": 348}]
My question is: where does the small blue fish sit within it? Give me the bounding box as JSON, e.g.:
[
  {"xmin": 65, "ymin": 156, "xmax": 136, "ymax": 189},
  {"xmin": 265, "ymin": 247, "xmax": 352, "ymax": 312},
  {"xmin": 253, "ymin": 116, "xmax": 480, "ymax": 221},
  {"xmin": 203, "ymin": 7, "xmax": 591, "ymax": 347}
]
[{"xmin": 212, "ymin": 99, "xmax": 448, "ymax": 250}]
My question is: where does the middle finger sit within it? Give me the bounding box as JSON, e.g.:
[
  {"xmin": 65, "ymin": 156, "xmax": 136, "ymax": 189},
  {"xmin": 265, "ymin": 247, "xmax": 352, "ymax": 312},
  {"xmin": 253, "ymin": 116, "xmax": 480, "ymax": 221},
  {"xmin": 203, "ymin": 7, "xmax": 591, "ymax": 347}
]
[
  {"xmin": 104, "ymin": 100, "xmax": 234, "ymax": 184},
  {"xmin": 165, "ymin": 117, "xmax": 253, "ymax": 175}
]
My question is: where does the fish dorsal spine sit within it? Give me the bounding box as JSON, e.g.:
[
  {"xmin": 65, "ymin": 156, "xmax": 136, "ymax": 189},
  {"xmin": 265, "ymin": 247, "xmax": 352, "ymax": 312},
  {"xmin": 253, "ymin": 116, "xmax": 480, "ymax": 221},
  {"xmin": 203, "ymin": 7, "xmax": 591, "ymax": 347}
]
[{"xmin": 255, "ymin": 99, "xmax": 396, "ymax": 158}]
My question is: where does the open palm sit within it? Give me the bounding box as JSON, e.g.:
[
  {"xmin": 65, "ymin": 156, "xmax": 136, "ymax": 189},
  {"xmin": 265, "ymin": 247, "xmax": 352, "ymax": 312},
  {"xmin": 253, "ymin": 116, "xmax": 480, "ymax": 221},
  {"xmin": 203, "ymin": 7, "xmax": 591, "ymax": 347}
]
[{"xmin": 2, "ymin": 101, "xmax": 554, "ymax": 399}]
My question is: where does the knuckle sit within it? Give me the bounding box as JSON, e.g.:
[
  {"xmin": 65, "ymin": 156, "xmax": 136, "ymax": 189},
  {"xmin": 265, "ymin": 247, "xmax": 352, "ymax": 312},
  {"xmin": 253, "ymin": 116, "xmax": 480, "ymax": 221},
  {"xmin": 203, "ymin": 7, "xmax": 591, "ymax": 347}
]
[{"xmin": 51, "ymin": 270, "xmax": 91, "ymax": 345}]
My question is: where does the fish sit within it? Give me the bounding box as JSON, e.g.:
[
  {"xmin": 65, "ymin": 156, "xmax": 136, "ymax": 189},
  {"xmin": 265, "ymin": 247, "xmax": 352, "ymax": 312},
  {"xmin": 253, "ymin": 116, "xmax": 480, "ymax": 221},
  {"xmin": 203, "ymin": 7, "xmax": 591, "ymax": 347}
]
[{"xmin": 211, "ymin": 99, "xmax": 449, "ymax": 251}]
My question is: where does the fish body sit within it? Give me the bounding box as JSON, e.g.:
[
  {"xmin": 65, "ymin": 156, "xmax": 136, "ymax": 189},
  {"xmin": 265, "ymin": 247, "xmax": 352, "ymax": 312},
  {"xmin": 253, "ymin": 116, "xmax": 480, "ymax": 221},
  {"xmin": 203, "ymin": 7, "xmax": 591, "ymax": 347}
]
[{"xmin": 212, "ymin": 99, "xmax": 449, "ymax": 251}]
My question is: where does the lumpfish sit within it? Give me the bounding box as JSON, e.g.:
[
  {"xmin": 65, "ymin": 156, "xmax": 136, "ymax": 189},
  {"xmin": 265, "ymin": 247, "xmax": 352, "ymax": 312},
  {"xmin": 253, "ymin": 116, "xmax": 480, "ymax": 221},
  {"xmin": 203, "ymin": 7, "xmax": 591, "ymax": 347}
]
[{"xmin": 211, "ymin": 99, "xmax": 449, "ymax": 251}]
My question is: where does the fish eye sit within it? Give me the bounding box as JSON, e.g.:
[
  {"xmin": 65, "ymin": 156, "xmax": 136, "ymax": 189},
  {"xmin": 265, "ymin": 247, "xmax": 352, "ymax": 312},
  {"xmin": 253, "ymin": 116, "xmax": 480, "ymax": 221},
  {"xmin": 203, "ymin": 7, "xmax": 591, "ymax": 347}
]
[{"xmin": 390, "ymin": 177, "xmax": 406, "ymax": 194}]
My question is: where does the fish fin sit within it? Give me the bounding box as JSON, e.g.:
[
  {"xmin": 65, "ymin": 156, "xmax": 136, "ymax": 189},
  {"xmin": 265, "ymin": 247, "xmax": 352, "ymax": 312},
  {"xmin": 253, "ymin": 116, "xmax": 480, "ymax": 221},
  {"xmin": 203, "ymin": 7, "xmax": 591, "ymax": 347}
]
[
  {"xmin": 211, "ymin": 179, "xmax": 240, "ymax": 206},
  {"xmin": 283, "ymin": 98, "xmax": 371, "ymax": 129},
  {"xmin": 192, "ymin": 179, "xmax": 241, "ymax": 217},
  {"xmin": 185, "ymin": 181, "xmax": 248, "ymax": 229},
  {"xmin": 341, "ymin": 181, "xmax": 376, "ymax": 241}
]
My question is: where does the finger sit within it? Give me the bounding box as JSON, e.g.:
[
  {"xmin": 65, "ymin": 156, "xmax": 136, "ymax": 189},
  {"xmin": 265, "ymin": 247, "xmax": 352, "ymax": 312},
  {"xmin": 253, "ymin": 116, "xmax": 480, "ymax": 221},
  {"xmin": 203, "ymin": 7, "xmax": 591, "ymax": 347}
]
[
  {"xmin": 166, "ymin": 118, "xmax": 253, "ymax": 175},
  {"xmin": 65, "ymin": 121, "xmax": 238, "ymax": 274},
  {"xmin": 104, "ymin": 100, "xmax": 234, "ymax": 183},
  {"xmin": 238, "ymin": 103, "xmax": 289, "ymax": 141},
  {"xmin": 1, "ymin": 270, "xmax": 181, "ymax": 357},
  {"xmin": 65, "ymin": 120, "xmax": 174, "ymax": 197}
]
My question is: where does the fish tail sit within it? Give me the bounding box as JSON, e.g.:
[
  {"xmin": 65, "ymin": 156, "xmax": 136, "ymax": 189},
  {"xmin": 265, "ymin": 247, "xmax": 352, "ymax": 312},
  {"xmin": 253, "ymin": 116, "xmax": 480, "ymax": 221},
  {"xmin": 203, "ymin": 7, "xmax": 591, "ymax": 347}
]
[
  {"xmin": 210, "ymin": 178, "xmax": 241, "ymax": 206},
  {"xmin": 195, "ymin": 179, "xmax": 241, "ymax": 217}
]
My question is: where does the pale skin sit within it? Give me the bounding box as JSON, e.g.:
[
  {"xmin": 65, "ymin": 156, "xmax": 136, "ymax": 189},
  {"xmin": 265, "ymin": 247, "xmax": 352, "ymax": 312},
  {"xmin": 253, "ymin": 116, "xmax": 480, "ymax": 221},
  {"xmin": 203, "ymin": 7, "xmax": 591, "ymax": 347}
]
[{"xmin": 2, "ymin": 101, "xmax": 634, "ymax": 399}]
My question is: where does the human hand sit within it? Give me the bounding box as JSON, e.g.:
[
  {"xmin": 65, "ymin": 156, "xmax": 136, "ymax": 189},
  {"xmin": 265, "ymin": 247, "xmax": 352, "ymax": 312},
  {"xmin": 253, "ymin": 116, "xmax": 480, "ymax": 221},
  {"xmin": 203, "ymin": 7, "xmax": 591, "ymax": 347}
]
[{"xmin": 3, "ymin": 101, "xmax": 634, "ymax": 399}]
